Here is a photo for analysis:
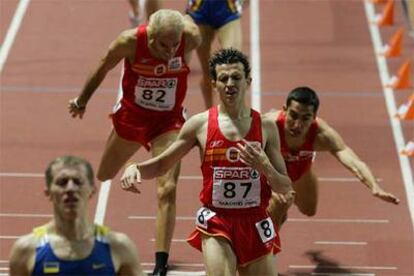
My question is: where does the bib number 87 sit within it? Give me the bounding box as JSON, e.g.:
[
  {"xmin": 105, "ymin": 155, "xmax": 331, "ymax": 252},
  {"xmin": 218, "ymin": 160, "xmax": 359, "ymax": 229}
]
[{"xmin": 223, "ymin": 182, "xmax": 252, "ymax": 198}]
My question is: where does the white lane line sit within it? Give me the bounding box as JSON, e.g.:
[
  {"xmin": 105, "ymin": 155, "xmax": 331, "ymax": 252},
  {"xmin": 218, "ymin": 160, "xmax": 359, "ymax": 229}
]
[
  {"xmin": 141, "ymin": 262, "xmax": 204, "ymax": 268},
  {"xmin": 0, "ymin": 213, "xmax": 51, "ymax": 218},
  {"xmin": 288, "ymin": 218, "xmax": 389, "ymax": 224},
  {"xmin": 0, "ymin": 213, "xmax": 392, "ymax": 225},
  {"xmin": 0, "ymin": 173, "xmax": 380, "ymax": 183},
  {"xmin": 290, "ymin": 265, "xmax": 396, "ymax": 270},
  {"xmin": 0, "ymin": 0, "xmax": 31, "ymax": 72},
  {"xmin": 150, "ymin": 238, "xmax": 187, "ymax": 243},
  {"xmin": 128, "ymin": 216, "xmax": 389, "ymax": 224},
  {"xmin": 0, "ymin": 213, "xmax": 390, "ymax": 225},
  {"xmin": 250, "ymin": 0, "xmax": 261, "ymax": 111},
  {"xmin": 364, "ymin": 0, "xmax": 414, "ymax": 230},
  {"xmin": 0, "ymin": 235, "xmax": 20, "ymax": 239},
  {"xmin": 143, "ymin": 270, "xmax": 205, "ymax": 275},
  {"xmin": 128, "ymin": 216, "xmax": 194, "ymax": 220},
  {"xmin": 0, "ymin": 172, "xmax": 43, "ymax": 178},
  {"xmin": 314, "ymin": 241, "xmax": 367, "ymax": 246},
  {"xmin": 94, "ymin": 180, "xmax": 111, "ymax": 225},
  {"xmin": 311, "ymin": 273, "xmax": 374, "ymax": 276}
]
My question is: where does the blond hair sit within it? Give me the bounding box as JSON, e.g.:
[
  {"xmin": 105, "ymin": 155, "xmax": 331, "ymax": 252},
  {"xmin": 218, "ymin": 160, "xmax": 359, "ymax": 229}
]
[{"xmin": 148, "ymin": 9, "xmax": 185, "ymax": 36}]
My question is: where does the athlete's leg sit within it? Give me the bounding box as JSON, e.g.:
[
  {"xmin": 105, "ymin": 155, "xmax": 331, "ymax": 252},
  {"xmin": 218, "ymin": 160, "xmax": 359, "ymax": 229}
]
[
  {"xmin": 196, "ymin": 25, "xmax": 216, "ymax": 108},
  {"xmin": 150, "ymin": 131, "xmax": 180, "ymax": 275},
  {"xmin": 145, "ymin": 0, "xmax": 162, "ymax": 18},
  {"xmin": 97, "ymin": 129, "xmax": 142, "ymax": 181},
  {"xmin": 267, "ymin": 191, "xmax": 291, "ymax": 230},
  {"xmin": 128, "ymin": 0, "xmax": 139, "ymax": 17},
  {"xmin": 217, "ymin": 18, "xmax": 242, "ymax": 49},
  {"xmin": 239, "ymin": 253, "xmax": 277, "ymax": 276},
  {"xmin": 202, "ymin": 235, "xmax": 237, "ymax": 276},
  {"xmin": 293, "ymin": 169, "xmax": 319, "ymax": 216}
]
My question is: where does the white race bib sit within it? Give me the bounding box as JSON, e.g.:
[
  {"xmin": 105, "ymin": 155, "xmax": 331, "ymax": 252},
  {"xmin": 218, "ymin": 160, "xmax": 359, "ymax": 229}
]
[
  {"xmin": 255, "ymin": 217, "xmax": 276, "ymax": 243},
  {"xmin": 195, "ymin": 207, "xmax": 216, "ymax": 229},
  {"xmin": 134, "ymin": 77, "xmax": 177, "ymax": 111},
  {"xmin": 212, "ymin": 167, "xmax": 261, "ymax": 209}
]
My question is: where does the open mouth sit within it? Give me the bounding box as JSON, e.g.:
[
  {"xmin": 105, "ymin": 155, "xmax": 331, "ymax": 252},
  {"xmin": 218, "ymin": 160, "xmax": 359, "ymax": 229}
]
[
  {"xmin": 63, "ymin": 197, "xmax": 79, "ymax": 206},
  {"xmin": 225, "ymin": 87, "xmax": 238, "ymax": 97}
]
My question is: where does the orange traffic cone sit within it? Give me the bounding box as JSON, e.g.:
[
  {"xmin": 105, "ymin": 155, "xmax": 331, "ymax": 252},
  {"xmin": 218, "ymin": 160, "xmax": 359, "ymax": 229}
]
[
  {"xmin": 373, "ymin": 0, "xmax": 394, "ymax": 26},
  {"xmin": 387, "ymin": 59, "xmax": 412, "ymax": 89},
  {"xmin": 401, "ymin": 140, "xmax": 414, "ymax": 157},
  {"xmin": 379, "ymin": 27, "xmax": 403, "ymax": 57},
  {"xmin": 395, "ymin": 93, "xmax": 414, "ymax": 120}
]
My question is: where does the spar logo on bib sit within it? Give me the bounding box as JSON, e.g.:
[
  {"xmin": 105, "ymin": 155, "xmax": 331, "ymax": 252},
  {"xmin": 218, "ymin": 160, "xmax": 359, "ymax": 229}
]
[
  {"xmin": 226, "ymin": 147, "xmax": 240, "ymax": 163},
  {"xmin": 213, "ymin": 167, "xmax": 251, "ymax": 179}
]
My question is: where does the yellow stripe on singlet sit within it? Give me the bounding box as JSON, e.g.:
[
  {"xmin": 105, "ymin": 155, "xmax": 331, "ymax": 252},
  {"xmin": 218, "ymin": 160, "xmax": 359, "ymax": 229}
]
[
  {"xmin": 227, "ymin": 0, "xmax": 238, "ymax": 13},
  {"xmin": 189, "ymin": 0, "xmax": 203, "ymax": 12}
]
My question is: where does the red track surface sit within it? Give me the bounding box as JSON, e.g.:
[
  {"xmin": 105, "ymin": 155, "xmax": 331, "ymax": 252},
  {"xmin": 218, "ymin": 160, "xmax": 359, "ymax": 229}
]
[{"xmin": 1, "ymin": 0, "xmax": 413, "ymax": 275}]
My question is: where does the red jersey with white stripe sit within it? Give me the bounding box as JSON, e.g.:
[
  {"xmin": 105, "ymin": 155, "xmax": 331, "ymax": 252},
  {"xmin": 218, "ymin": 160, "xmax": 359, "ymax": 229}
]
[
  {"xmin": 117, "ymin": 24, "xmax": 190, "ymax": 116},
  {"xmin": 200, "ymin": 106, "xmax": 271, "ymax": 213},
  {"xmin": 276, "ymin": 111, "xmax": 318, "ymax": 182}
]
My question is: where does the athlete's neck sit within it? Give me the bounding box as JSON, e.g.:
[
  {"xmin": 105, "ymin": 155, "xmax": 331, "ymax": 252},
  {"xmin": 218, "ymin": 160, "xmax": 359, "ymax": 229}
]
[
  {"xmin": 218, "ymin": 104, "xmax": 250, "ymax": 121},
  {"xmin": 51, "ymin": 215, "xmax": 94, "ymax": 241}
]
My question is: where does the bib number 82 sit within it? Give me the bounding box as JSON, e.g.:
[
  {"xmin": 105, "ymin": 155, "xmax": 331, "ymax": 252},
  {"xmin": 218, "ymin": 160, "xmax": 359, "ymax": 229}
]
[{"xmin": 142, "ymin": 89, "xmax": 166, "ymax": 103}]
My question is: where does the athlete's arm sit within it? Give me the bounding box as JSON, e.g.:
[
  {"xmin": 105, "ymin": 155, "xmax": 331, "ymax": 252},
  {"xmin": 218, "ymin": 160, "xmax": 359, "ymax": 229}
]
[
  {"xmin": 318, "ymin": 119, "xmax": 400, "ymax": 205},
  {"xmin": 68, "ymin": 29, "xmax": 136, "ymax": 119},
  {"xmin": 9, "ymin": 234, "xmax": 35, "ymax": 276},
  {"xmin": 183, "ymin": 14, "xmax": 201, "ymax": 62},
  {"xmin": 120, "ymin": 113, "xmax": 205, "ymax": 192},
  {"xmin": 110, "ymin": 232, "xmax": 145, "ymax": 276}
]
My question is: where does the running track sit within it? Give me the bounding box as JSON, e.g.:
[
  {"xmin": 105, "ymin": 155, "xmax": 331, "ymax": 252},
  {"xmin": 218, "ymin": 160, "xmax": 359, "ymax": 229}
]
[{"xmin": 1, "ymin": 0, "xmax": 413, "ymax": 275}]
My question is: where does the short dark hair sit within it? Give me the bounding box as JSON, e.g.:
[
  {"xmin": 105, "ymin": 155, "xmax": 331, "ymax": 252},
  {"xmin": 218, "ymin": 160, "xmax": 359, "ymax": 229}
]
[
  {"xmin": 286, "ymin": 86, "xmax": 320, "ymax": 113},
  {"xmin": 208, "ymin": 48, "xmax": 251, "ymax": 80},
  {"xmin": 45, "ymin": 156, "xmax": 94, "ymax": 188}
]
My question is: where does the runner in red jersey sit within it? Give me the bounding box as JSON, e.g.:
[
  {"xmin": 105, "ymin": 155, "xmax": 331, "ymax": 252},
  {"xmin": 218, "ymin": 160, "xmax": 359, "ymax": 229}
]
[
  {"xmin": 276, "ymin": 110, "xmax": 318, "ymax": 182},
  {"xmin": 186, "ymin": 106, "xmax": 282, "ymax": 266},
  {"xmin": 266, "ymin": 87, "xmax": 400, "ymax": 228},
  {"xmin": 68, "ymin": 9, "xmax": 201, "ymax": 276},
  {"xmin": 120, "ymin": 48, "xmax": 294, "ymax": 275}
]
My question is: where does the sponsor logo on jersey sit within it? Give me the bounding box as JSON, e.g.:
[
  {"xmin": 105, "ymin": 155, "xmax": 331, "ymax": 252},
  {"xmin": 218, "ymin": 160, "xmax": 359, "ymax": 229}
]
[
  {"xmin": 209, "ymin": 140, "xmax": 224, "ymax": 148},
  {"xmin": 154, "ymin": 64, "xmax": 167, "ymax": 76},
  {"xmin": 214, "ymin": 168, "xmax": 251, "ymax": 179},
  {"xmin": 137, "ymin": 77, "xmax": 177, "ymax": 88},
  {"xmin": 226, "ymin": 147, "xmax": 240, "ymax": 162},
  {"xmin": 92, "ymin": 263, "xmax": 106, "ymax": 270},
  {"xmin": 43, "ymin": 262, "xmax": 59, "ymax": 274},
  {"xmin": 168, "ymin": 57, "xmax": 182, "ymax": 70}
]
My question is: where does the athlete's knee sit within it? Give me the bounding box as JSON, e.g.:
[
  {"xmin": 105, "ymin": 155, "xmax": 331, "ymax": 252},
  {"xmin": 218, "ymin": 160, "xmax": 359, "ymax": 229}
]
[
  {"xmin": 97, "ymin": 168, "xmax": 115, "ymax": 182},
  {"xmin": 156, "ymin": 179, "xmax": 177, "ymax": 204},
  {"xmin": 299, "ymin": 206, "xmax": 317, "ymax": 217}
]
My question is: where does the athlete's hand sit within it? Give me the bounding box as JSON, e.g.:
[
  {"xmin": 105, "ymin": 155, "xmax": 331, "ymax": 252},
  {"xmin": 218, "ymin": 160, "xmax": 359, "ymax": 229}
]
[
  {"xmin": 68, "ymin": 97, "xmax": 86, "ymax": 119},
  {"xmin": 272, "ymin": 190, "xmax": 296, "ymax": 205},
  {"xmin": 120, "ymin": 163, "xmax": 141, "ymax": 194},
  {"xmin": 372, "ymin": 186, "xmax": 400, "ymax": 205},
  {"xmin": 236, "ymin": 139, "xmax": 267, "ymax": 172}
]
